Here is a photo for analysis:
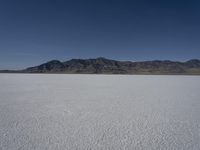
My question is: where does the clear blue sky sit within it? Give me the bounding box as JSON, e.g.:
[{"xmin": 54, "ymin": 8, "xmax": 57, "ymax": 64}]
[{"xmin": 0, "ymin": 0, "xmax": 200, "ymax": 69}]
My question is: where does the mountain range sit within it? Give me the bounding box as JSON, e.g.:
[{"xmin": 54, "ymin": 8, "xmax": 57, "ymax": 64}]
[{"xmin": 1, "ymin": 57, "xmax": 200, "ymax": 75}]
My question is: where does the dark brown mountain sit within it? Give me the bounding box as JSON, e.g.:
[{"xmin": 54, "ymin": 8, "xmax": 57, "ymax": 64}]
[{"xmin": 20, "ymin": 57, "xmax": 200, "ymax": 75}]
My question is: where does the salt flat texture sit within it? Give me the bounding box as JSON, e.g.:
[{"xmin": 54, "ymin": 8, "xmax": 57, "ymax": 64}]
[{"xmin": 0, "ymin": 74, "xmax": 200, "ymax": 150}]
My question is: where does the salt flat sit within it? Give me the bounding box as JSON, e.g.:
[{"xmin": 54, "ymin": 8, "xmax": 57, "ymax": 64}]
[{"xmin": 0, "ymin": 74, "xmax": 200, "ymax": 150}]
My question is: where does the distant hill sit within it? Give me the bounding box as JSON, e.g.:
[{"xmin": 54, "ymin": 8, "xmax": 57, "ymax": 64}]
[{"xmin": 1, "ymin": 57, "xmax": 200, "ymax": 75}]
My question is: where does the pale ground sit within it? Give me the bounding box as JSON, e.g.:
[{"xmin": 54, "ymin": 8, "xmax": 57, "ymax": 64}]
[{"xmin": 0, "ymin": 74, "xmax": 200, "ymax": 150}]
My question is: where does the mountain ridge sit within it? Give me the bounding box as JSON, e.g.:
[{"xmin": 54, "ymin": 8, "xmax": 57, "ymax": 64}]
[{"xmin": 1, "ymin": 58, "xmax": 200, "ymax": 75}]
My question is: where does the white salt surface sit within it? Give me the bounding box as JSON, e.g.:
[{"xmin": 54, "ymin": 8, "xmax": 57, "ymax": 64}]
[{"xmin": 0, "ymin": 74, "xmax": 200, "ymax": 150}]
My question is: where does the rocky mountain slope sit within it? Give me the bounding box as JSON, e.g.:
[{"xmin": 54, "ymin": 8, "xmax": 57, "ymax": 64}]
[{"xmin": 20, "ymin": 57, "xmax": 200, "ymax": 75}]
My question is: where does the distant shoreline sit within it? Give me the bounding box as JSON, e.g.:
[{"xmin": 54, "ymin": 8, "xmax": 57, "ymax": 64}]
[{"xmin": 1, "ymin": 72, "xmax": 200, "ymax": 76}]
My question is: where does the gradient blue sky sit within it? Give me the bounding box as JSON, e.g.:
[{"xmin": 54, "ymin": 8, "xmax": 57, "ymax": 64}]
[{"xmin": 0, "ymin": 0, "xmax": 200, "ymax": 69}]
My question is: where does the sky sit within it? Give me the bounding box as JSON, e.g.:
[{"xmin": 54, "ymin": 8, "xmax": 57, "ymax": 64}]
[{"xmin": 0, "ymin": 0, "xmax": 200, "ymax": 69}]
